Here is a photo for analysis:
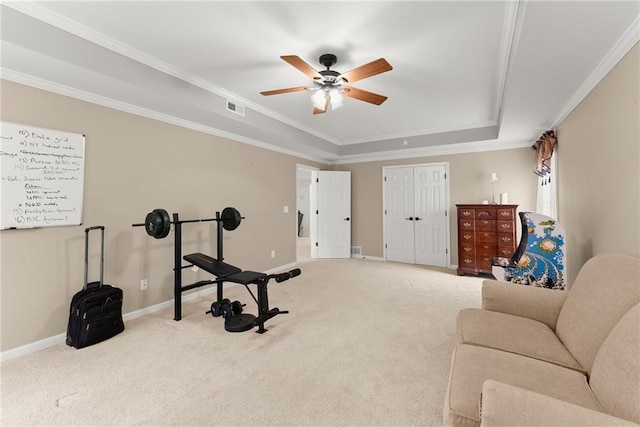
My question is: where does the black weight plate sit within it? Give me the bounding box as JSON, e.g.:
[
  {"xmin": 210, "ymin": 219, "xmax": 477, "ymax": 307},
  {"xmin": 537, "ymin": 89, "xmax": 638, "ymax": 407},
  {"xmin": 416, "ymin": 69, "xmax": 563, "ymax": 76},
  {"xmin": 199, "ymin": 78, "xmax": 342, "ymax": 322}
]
[
  {"xmin": 209, "ymin": 301, "xmax": 222, "ymax": 317},
  {"xmin": 231, "ymin": 300, "xmax": 243, "ymax": 315},
  {"xmin": 145, "ymin": 208, "xmax": 171, "ymax": 239},
  {"xmin": 224, "ymin": 314, "xmax": 256, "ymax": 333},
  {"xmin": 221, "ymin": 207, "xmax": 242, "ymax": 231},
  {"xmin": 221, "ymin": 303, "xmax": 234, "ymax": 320}
]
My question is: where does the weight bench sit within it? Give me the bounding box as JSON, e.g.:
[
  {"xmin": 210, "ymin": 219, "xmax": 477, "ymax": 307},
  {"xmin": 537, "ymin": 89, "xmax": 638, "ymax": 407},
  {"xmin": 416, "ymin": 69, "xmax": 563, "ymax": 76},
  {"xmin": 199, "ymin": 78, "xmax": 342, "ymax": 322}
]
[{"xmin": 183, "ymin": 252, "xmax": 298, "ymax": 333}]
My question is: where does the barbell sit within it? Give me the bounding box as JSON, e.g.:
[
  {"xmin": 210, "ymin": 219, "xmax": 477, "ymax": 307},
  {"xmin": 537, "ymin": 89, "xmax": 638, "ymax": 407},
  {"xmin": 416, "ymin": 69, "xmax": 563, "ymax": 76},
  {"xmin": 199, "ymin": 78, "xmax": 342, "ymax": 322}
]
[{"xmin": 133, "ymin": 207, "xmax": 243, "ymax": 239}]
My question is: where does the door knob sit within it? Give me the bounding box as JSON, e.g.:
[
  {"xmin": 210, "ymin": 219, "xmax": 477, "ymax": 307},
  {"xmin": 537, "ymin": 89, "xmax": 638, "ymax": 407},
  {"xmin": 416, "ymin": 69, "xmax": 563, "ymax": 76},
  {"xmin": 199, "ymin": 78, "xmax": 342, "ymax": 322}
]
[
  {"xmin": 405, "ymin": 217, "xmax": 414, "ymax": 221},
  {"xmin": 415, "ymin": 217, "xmax": 423, "ymax": 221},
  {"xmin": 344, "ymin": 217, "xmax": 350, "ymax": 221}
]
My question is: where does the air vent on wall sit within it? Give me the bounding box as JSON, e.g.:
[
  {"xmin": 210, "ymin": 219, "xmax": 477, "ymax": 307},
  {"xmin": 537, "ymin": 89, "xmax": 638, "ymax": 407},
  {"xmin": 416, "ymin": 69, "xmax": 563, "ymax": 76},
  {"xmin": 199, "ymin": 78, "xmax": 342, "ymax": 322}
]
[{"xmin": 226, "ymin": 100, "xmax": 245, "ymax": 116}]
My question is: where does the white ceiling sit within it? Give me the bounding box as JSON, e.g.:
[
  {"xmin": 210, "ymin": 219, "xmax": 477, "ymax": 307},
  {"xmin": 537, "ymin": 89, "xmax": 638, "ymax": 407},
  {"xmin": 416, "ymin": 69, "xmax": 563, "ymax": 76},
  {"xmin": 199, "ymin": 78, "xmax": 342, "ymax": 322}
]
[{"xmin": 1, "ymin": 1, "xmax": 638, "ymax": 163}]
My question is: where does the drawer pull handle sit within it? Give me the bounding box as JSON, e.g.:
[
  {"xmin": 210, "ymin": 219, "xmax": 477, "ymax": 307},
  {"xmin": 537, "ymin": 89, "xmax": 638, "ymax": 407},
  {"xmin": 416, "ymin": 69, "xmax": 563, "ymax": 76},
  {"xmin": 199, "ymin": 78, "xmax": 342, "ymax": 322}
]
[
  {"xmin": 501, "ymin": 237, "xmax": 511, "ymax": 242},
  {"xmin": 464, "ymin": 235, "xmax": 472, "ymax": 240},
  {"xmin": 464, "ymin": 259, "xmax": 473, "ymax": 264},
  {"xmin": 463, "ymin": 222, "xmax": 471, "ymax": 227},
  {"xmin": 501, "ymin": 224, "xmax": 511, "ymax": 229},
  {"xmin": 501, "ymin": 212, "xmax": 511, "ymax": 217},
  {"xmin": 464, "ymin": 247, "xmax": 472, "ymax": 252},
  {"xmin": 502, "ymin": 249, "xmax": 512, "ymax": 255}
]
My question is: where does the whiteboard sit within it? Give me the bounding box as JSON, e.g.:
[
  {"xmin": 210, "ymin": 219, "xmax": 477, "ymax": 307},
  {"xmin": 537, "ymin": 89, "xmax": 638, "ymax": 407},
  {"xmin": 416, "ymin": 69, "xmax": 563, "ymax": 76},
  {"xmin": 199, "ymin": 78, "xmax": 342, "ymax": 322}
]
[{"xmin": 0, "ymin": 122, "xmax": 85, "ymax": 229}]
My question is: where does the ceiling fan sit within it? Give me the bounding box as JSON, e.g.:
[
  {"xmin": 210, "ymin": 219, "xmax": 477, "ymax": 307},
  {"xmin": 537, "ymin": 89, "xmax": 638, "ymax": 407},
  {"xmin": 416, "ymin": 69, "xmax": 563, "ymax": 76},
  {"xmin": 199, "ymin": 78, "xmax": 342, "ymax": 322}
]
[{"xmin": 260, "ymin": 54, "xmax": 393, "ymax": 114}]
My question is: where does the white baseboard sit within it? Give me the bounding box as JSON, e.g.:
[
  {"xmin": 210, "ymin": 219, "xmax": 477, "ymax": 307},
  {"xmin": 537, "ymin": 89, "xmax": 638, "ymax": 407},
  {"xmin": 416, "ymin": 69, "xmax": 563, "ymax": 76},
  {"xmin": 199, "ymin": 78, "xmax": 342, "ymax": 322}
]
[{"xmin": 0, "ymin": 262, "xmax": 300, "ymax": 362}]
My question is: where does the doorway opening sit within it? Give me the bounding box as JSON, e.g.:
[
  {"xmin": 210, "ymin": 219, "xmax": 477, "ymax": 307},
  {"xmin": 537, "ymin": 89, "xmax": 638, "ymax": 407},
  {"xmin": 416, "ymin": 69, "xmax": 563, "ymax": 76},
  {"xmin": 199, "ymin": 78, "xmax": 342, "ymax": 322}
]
[{"xmin": 296, "ymin": 164, "xmax": 318, "ymax": 262}]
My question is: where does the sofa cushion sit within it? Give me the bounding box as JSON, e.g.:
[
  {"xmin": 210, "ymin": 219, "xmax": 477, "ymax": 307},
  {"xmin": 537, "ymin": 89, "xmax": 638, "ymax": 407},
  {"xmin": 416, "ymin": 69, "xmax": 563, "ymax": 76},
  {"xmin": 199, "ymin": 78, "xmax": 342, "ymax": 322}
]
[
  {"xmin": 479, "ymin": 380, "xmax": 638, "ymax": 426},
  {"xmin": 457, "ymin": 308, "xmax": 584, "ymax": 372},
  {"xmin": 589, "ymin": 303, "xmax": 640, "ymax": 424},
  {"xmin": 556, "ymin": 254, "xmax": 640, "ymax": 374},
  {"xmin": 444, "ymin": 344, "xmax": 602, "ymax": 427},
  {"xmin": 482, "ymin": 280, "xmax": 568, "ymax": 330}
]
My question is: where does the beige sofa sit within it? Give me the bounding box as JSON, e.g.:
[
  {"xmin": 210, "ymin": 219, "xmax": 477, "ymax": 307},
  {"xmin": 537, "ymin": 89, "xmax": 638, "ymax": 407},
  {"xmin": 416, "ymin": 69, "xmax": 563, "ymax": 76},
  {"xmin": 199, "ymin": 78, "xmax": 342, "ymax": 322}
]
[{"xmin": 444, "ymin": 253, "xmax": 640, "ymax": 426}]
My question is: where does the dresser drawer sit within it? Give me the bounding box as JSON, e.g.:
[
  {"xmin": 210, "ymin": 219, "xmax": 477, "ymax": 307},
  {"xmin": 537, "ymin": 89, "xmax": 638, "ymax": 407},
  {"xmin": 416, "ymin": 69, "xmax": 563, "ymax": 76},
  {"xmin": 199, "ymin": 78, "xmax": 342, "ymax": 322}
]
[
  {"xmin": 459, "ymin": 208, "xmax": 474, "ymax": 219},
  {"xmin": 497, "ymin": 208, "xmax": 515, "ymax": 220},
  {"xmin": 497, "ymin": 220, "xmax": 515, "ymax": 232},
  {"xmin": 476, "ymin": 219, "xmax": 495, "ymax": 232},
  {"xmin": 460, "ymin": 232, "xmax": 475, "ymax": 244},
  {"xmin": 460, "ymin": 256, "xmax": 476, "ymax": 267},
  {"xmin": 476, "ymin": 232, "xmax": 496, "ymax": 243},
  {"xmin": 475, "ymin": 208, "xmax": 496, "ymax": 220},
  {"xmin": 476, "ymin": 247, "xmax": 496, "ymax": 258},
  {"xmin": 477, "ymin": 255, "xmax": 493, "ymax": 271},
  {"xmin": 460, "ymin": 244, "xmax": 475, "ymax": 256},
  {"xmin": 497, "ymin": 233, "xmax": 515, "ymax": 247},
  {"xmin": 496, "ymin": 246, "xmax": 515, "ymax": 257},
  {"xmin": 459, "ymin": 219, "xmax": 475, "ymax": 231}
]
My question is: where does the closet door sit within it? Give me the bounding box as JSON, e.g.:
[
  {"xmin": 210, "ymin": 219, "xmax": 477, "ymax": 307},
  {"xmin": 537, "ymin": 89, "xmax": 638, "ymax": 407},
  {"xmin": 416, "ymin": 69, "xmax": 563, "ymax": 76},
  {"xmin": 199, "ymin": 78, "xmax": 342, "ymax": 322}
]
[
  {"xmin": 414, "ymin": 165, "xmax": 448, "ymax": 267},
  {"xmin": 384, "ymin": 164, "xmax": 449, "ymax": 267},
  {"xmin": 384, "ymin": 167, "xmax": 414, "ymax": 263}
]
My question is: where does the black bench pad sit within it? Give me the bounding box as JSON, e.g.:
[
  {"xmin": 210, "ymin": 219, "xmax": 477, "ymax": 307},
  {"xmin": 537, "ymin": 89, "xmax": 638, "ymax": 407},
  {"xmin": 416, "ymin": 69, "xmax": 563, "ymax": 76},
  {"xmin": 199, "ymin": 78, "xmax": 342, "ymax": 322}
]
[
  {"xmin": 224, "ymin": 271, "xmax": 267, "ymax": 285},
  {"xmin": 183, "ymin": 253, "xmax": 241, "ymax": 278}
]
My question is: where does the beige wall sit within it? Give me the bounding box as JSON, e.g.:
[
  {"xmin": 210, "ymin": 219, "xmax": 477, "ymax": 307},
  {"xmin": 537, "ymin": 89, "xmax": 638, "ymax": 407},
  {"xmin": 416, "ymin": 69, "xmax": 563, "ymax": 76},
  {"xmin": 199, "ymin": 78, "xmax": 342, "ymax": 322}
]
[
  {"xmin": 334, "ymin": 148, "xmax": 538, "ymax": 262},
  {"xmin": 557, "ymin": 42, "xmax": 640, "ymax": 283},
  {"xmin": 0, "ymin": 80, "xmax": 323, "ymax": 352}
]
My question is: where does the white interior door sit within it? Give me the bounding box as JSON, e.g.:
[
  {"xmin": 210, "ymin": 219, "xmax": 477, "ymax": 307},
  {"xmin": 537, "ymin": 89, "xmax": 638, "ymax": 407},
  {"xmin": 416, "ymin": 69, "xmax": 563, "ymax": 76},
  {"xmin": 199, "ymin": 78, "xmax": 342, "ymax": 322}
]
[
  {"xmin": 384, "ymin": 167, "xmax": 414, "ymax": 263},
  {"xmin": 414, "ymin": 165, "xmax": 448, "ymax": 267},
  {"xmin": 310, "ymin": 170, "xmax": 318, "ymax": 259},
  {"xmin": 384, "ymin": 164, "xmax": 449, "ymax": 267},
  {"xmin": 317, "ymin": 171, "xmax": 351, "ymax": 258}
]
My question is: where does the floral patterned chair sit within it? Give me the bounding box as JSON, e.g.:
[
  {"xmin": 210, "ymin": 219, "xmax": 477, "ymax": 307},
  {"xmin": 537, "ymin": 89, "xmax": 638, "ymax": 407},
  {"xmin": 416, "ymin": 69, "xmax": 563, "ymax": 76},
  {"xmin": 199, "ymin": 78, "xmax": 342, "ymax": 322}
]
[{"xmin": 492, "ymin": 212, "xmax": 566, "ymax": 290}]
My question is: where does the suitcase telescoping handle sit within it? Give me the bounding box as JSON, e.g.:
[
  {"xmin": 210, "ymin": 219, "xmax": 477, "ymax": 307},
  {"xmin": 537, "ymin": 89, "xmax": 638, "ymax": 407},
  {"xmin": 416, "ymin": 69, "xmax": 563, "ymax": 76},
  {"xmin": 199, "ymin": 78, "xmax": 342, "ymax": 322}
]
[{"xmin": 84, "ymin": 226, "xmax": 105, "ymax": 290}]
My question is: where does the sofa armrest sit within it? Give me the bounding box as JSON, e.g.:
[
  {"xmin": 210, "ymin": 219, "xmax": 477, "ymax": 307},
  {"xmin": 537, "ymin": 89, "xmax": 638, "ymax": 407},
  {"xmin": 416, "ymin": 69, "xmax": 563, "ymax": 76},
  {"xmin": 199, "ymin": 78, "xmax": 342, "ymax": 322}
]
[
  {"xmin": 480, "ymin": 380, "xmax": 638, "ymax": 426},
  {"xmin": 482, "ymin": 280, "xmax": 568, "ymax": 330}
]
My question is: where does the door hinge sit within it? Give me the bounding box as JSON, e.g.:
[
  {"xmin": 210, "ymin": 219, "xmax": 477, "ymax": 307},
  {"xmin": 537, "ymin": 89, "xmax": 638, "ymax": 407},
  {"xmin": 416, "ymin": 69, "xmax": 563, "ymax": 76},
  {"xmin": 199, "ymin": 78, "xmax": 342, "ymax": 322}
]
[
  {"xmin": 384, "ymin": 176, "xmax": 387, "ymax": 181},
  {"xmin": 385, "ymin": 243, "xmax": 387, "ymax": 249},
  {"xmin": 316, "ymin": 178, "xmax": 319, "ymax": 183},
  {"xmin": 315, "ymin": 242, "xmax": 318, "ymax": 247},
  {"xmin": 384, "ymin": 210, "xmax": 387, "ymax": 215},
  {"xmin": 316, "ymin": 210, "xmax": 319, "ymax": 215},
  {"xmin": 444, "ymin": 173, "xmax": 447, "ymax": 179},
  {"xmin": 445, "ymin": 210, "xmax": 448, "ymax": 217}
]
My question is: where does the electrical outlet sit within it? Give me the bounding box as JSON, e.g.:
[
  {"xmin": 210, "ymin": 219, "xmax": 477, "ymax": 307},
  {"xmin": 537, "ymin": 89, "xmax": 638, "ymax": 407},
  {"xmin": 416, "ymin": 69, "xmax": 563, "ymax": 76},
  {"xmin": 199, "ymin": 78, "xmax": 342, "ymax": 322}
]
[
  {"xmin": 271, "ymin": 250, "xmax": 276, "ymax": 258},
  {"xmin": 140, "ymin": 278, "xmax": 148, "ymax": 290}
]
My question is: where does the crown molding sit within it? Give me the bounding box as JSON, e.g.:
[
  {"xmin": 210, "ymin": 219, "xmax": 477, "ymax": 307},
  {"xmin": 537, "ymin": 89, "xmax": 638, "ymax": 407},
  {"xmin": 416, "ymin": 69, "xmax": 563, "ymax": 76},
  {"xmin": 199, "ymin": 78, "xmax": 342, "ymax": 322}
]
[
  {"xmin": 328, "ymin": 138, "xmax": 532, "ymax": 165},
  {"xmin": 0, "ymin": 68, "xmax": 330, "ymax": 165}
]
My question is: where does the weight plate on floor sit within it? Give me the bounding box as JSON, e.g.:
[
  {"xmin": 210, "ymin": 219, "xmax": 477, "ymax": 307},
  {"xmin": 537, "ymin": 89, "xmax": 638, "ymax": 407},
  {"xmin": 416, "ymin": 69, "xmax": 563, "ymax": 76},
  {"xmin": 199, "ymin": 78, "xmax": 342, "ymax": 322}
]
[
  {"xmin": 221, "ymin": 207, "xmax": 242, "ymax": 231},
  {"xmin": 224, "ymin": 314, "xmax": 256, "ymax": 333}
]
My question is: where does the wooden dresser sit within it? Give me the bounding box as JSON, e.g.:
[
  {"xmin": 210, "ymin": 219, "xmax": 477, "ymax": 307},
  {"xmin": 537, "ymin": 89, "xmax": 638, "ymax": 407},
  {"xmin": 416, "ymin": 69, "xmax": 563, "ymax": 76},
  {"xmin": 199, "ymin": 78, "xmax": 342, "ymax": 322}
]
[{"xmin": 456, "ymin": 204, "xmax": 518, "ymax": 276}]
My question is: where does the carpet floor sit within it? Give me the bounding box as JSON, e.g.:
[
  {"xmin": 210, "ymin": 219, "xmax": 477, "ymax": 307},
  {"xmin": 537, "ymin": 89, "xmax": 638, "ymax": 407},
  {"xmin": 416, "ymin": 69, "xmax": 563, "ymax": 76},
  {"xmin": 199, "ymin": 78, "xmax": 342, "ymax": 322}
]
[{"xmin": 1, "ymin": 256, "xmax": 484, "ymax": 426}]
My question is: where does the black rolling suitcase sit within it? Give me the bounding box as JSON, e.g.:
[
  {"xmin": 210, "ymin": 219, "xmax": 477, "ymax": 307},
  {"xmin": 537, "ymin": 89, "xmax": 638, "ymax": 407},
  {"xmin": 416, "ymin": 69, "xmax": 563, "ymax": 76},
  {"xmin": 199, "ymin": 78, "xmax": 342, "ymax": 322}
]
[{"xmin": 66, "ymin": 226, "xmax": 124, "ymax": 349}]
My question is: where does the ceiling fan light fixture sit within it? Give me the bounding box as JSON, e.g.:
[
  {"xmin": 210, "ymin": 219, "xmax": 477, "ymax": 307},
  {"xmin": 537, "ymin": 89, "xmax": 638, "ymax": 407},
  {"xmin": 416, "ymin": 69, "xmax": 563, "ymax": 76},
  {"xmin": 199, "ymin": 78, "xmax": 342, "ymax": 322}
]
[
  {"xmin": 311, "ymin": 89, "xmax": 327, "ymax": 110},
  {"xmin": 329, "ymin": 88, "xmax": 344, "ymax": 110}
]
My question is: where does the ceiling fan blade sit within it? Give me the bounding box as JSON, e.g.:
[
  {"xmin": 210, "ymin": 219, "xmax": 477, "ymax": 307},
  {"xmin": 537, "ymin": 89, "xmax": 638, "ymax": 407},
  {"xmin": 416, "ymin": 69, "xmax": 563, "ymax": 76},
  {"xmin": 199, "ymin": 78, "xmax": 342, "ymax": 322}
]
[
  {"xmin": 341, "ymin": 58, "xmax": 392, "ymax": 83},
  {"xmin": 344, "ymin": 87, "xmax": 388, "ymax": 105},
  {"xmin": 260, "ymin": 86, "xmax": 309, "ymax": 96},
  {"xmin": 281, "ymin": 55, "xmax": 322, "ymax": 80}
]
